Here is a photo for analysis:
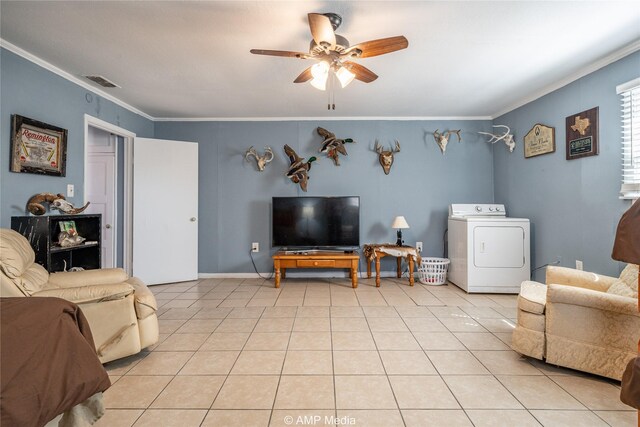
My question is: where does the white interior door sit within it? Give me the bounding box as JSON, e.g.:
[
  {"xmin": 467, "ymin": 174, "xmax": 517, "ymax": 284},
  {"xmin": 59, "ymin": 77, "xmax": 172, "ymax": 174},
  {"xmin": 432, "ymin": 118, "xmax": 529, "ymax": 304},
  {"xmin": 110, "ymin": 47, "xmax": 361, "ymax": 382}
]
[
  {"xmin": 133, "ymin": 138, "xmax": 198, "ymax": 284},
  {"xmin": 86, "ymin": 153, "xmax": 116, "ymax": 268}
]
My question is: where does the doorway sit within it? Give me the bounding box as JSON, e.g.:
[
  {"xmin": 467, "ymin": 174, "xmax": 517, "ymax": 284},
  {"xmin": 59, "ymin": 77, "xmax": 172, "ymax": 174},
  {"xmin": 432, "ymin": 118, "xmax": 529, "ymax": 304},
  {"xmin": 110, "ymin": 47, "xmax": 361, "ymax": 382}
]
[{"xmin": 84, "ymin": 115, "xmax": 135, "ymax": 275}]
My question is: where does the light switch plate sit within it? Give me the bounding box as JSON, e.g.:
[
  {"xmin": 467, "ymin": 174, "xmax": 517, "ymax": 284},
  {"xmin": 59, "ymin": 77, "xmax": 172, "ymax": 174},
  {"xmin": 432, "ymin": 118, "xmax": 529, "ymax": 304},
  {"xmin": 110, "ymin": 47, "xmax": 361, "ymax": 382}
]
[
  {"xmin": 576, "ymin": 260, "xmax": 583, "ymax": 271},
  {"xmin": 67, "ymin": 184, "xmax": 74, "ymax": 197}
]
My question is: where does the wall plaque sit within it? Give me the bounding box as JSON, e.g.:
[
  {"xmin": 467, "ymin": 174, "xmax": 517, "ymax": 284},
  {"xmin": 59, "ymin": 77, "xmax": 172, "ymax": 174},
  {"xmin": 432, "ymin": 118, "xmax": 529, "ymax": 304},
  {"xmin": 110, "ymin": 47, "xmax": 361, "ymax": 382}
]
[
  {"xmin": 566, "ymin": 107, "xmax": 598, "ymax": 160},
  {"xmin": 10, "ymin": 115, "xmax": 67, "ymax": 176},
  {"xmin": 524, "ymin": 123, "xmax": 555, "ymax": 158}
]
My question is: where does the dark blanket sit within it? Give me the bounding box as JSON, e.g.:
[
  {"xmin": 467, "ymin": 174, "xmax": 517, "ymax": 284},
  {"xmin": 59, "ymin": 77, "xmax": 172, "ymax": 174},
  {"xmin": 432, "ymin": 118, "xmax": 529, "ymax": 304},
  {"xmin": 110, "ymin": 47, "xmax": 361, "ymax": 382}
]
[{"xmin": 1, "ymin": 297, "xmax": 110, "ymax": 427}]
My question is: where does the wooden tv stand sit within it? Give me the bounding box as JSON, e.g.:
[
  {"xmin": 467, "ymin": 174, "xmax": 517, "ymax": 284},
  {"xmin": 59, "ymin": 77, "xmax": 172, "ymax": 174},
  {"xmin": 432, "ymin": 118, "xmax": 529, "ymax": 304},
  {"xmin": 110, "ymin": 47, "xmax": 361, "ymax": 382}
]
[{"xmin": 272, "ymin": 251, "xmax": 359, "ymax": 288}]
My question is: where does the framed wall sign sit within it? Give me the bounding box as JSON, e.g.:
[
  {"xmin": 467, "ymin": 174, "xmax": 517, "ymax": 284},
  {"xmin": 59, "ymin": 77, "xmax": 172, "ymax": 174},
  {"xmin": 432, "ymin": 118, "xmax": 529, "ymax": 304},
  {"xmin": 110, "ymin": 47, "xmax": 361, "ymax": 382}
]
[
  {"xmin": 10, "ymin": 114, "xmax": 67, "ymax": 176},
  {"xmin": 524, "ymin": 123, "xmax": 555, "ymax": 158},
  {"xmin": 565, "ymin": 107, "xmax": 598, "ymax": 160}
]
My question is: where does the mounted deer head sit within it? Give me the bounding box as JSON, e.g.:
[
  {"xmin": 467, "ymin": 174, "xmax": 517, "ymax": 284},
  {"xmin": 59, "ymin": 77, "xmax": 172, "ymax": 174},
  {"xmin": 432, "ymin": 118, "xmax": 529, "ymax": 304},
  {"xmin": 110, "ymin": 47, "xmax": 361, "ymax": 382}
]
[
  {"xmin": 478, "ymin": 125, "xmax": 515, "ymax": 153},
  {"xmin": 374, "ymin": 140, "xmax": 401, "ymax": 175},
  {"xmin": 433, "ymin": 129, "xmax": 462, "ymax": 154},
  {"xmin": 245, "ymin": 146, "xmax": 274, "ymax": 171}
]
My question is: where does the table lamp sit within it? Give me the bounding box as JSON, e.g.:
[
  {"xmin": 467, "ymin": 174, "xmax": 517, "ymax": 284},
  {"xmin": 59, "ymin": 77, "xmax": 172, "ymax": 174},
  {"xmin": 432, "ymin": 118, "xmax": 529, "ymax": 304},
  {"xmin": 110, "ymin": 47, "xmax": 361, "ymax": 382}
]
[{"xmin": 391, "ymin": 216, "xmax": 410, "ymax": 246}]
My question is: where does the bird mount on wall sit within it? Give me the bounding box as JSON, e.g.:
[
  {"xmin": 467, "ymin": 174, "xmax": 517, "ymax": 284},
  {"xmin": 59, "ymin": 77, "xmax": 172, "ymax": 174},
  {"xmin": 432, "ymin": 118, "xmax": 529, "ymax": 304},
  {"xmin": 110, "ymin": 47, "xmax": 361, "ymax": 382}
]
[
  {"xmin": 479, "ymin": 125, "xmax": 515, "ymax": 153},
  {"xmin": 433, "ymin": 129, "xmax": 461, "ymax": 154},
  {"xmin": 245, "ymin": 146, "xmax": 274, "ymax": 171},
  {"xmin": 26, "ymin": 192, "xmax": 90, "ymax": 216},
  {"xmin": 284, "ymin": 145, "xmax": 317, "ymax": 192},
  {"xmin": 374, "ymin": 140, "xmax": 401, "ymax": 175},
  {"xmin": 316, "ymin": 127, "xmax": 354, "ymax": 166}
]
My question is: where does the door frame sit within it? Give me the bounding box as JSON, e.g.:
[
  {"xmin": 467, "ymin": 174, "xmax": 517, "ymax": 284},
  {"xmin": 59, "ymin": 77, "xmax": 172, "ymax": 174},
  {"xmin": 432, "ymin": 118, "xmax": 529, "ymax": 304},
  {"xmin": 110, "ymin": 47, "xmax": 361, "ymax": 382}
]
[{"xmin": 83, "ymin": 114, "xmax": 136, "ymax": 275}]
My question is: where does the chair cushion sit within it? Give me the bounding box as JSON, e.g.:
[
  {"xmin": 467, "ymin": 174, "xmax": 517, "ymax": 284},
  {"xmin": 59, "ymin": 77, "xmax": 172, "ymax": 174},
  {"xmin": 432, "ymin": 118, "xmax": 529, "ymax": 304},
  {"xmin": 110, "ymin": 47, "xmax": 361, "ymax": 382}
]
[
  {"xmin": 0, "ymin": 229, "xmax": 36, "ymax": 279},
  {"xmin": 517, "ymin": 309, "xmax": 545, "ymax": 332},
  {"xmin": 607, "ymin": 264, "xmax": 638, "ymax": 299},
  {"xmin": 518, "ymin": 281, "xmax": 547, "ymax": 315}
]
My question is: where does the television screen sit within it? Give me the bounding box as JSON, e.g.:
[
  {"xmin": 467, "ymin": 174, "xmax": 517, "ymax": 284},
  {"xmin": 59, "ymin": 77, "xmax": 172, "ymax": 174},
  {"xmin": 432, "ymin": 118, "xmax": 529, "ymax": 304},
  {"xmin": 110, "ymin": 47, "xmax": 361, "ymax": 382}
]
[{"xmin": 272, "ymin": 196, "xmax": 360, "ymax": 248}]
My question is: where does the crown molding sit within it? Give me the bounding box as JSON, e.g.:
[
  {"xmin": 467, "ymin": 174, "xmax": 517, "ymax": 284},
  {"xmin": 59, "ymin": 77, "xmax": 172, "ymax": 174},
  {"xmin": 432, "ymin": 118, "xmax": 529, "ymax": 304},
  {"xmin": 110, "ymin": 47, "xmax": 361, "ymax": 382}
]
[
  {"xmin": 154, "ymin": 116, "xmax": 493, "ymax": 122},
  {"xmin": 1, "ymin": 38, "xmax": 154, "ymax": 121},
  {"xmin": 492, "ymin": 39, "xmax": 640, "ymax": 119}
]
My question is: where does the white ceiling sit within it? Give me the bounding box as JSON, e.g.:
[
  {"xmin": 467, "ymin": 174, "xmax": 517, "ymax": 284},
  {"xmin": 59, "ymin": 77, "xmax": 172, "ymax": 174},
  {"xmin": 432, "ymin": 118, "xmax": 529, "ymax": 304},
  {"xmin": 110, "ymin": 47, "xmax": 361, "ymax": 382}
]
[{"xmin": 1, "ymin": 1, "xmax": 639, "ymax": 120}]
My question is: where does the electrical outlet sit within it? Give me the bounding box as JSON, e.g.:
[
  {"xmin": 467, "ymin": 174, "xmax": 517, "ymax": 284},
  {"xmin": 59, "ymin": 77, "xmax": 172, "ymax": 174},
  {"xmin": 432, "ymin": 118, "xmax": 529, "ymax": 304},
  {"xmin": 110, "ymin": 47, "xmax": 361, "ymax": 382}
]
[
  {"xmin": 67, "ymin": 184, "xmax": 74, "ymax": 197},
  {"xmin": 576, "ymin": 260, "xmax": 583, "ymax": 271},
  {"xmin": 416, "ymin": 241, "xmax": 423, "ymax": 253},
  {"xmin": 252, "ymin": 242, "xmax": 259, "ymax": 253}
]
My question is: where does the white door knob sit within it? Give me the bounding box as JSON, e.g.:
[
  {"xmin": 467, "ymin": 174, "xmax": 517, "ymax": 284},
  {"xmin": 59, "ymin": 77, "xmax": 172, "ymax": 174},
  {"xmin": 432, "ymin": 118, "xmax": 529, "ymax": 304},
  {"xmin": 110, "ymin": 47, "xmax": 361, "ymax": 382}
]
[{"xmin": 190, "ymin": 217, "xmax": 197, "ymax": 222}]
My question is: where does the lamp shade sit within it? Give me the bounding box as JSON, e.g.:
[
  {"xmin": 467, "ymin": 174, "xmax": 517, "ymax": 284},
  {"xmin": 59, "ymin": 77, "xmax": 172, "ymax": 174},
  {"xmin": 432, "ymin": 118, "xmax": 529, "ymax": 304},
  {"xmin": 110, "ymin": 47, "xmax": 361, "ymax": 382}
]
[{"xmin": 391, "ymin": 216, "xmax": 410, "ymax": 229}]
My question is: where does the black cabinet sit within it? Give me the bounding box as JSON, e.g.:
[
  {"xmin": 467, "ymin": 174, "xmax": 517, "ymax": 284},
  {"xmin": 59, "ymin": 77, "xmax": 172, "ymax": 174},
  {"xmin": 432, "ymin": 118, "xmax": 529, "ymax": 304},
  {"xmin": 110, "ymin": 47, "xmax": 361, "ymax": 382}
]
[{"xmin": 11, "ymin": 214, "xmax": 101, "ymax": 272}]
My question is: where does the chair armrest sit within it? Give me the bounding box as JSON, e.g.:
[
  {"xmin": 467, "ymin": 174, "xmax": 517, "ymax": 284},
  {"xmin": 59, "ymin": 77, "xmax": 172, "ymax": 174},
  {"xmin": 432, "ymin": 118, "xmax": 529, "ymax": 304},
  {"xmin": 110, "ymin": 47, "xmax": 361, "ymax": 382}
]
[
  {"xmin": 546, "ymin": 265, "xmax": 617, "ymax": 292},
  {"xmin": 547, "ymin": 284, "xmax": 639, "ymax": 316},
  {"xmin": 33, "ymin": 283, "xmax": 134, "ymax": 304},
  {"xmin": 48, "ymin": 268, "xmax": 129, "ymax": 288}
]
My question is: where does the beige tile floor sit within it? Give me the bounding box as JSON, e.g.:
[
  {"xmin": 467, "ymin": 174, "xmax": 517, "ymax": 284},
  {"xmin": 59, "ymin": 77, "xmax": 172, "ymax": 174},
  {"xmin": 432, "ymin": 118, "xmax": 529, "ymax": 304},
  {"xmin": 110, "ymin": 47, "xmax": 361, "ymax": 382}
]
[{"xmin": 98, "ymin": 277, "xmax": 636, "ymax": 427}]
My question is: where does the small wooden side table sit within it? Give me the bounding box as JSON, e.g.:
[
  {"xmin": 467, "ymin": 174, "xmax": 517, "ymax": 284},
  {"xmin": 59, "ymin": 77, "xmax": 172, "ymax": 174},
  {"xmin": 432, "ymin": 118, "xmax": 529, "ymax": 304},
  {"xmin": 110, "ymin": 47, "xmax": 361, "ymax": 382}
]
[
  {"xmin": 272, "ymin": 251, "xmax": 359, "ymax": 288},
  {"xmin": 363, "ymin": 244, "xmax": 421, "ymax": 287}
]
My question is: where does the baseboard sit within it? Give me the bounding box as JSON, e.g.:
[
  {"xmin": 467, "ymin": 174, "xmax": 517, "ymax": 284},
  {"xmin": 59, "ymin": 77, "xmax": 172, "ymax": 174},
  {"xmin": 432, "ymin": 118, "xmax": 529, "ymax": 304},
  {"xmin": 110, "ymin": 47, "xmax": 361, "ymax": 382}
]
[{"xmin": 198, "ymin": 271, "xmax": 403, "ymax": 279}]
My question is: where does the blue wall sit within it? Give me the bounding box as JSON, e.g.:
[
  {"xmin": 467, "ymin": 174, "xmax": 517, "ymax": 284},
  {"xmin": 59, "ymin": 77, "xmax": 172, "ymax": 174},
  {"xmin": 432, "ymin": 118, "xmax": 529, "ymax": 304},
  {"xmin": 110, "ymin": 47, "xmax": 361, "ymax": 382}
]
[
  {"xmin": 155, "ymin": 120, "xmax": 494, "ymax": 273},
  {"xmin": 0, "ymin": 49, "xmax": 154, "ymax": 226},
  {"xmin": 4, "ymin": 44, "xmax": 637, "ymax": 277},
  {"xmin": 494, "ymin": 51, "xmax": 640, "ymax": 280}
]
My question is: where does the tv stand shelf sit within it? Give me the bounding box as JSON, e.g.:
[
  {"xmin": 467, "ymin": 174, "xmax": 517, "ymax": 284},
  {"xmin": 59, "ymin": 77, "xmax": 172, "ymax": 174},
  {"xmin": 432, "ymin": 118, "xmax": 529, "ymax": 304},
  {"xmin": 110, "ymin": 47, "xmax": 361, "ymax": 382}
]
[{"xmin": 272, "ymin": 251, "xmax": 359, "ymax": 288}]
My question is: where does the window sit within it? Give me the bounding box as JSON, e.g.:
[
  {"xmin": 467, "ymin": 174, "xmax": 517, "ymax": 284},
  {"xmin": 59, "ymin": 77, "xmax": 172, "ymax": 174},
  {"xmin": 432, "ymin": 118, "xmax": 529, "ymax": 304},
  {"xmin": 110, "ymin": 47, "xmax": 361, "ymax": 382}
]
[{"xmin": 618, "ymin": 77, "xmax": 640, "ymax": 199}]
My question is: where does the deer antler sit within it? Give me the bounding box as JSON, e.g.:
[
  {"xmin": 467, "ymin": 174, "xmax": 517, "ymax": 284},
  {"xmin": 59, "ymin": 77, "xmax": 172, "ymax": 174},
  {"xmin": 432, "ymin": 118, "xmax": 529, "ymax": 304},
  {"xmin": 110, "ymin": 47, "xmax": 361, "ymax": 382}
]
[
  {"xmin": 374, "ymin": 140, "xmax": 383, "ymax": 154},
  {"xmin": 393, "ymin": 140, "xmax": 401, "ymax": 152},
  {"xmin": 263, "ymin": 146, "xmax": 274, "ymax": 163},
  {"xmin": 433, "ymin": 129, "xmax": 442, "ymax": 141},
  {"xmin": 245, "ymin": 146, "xmax": 258, "ymax": 161},
  {"xmin": 479, "ymin": 125, "xmax": 510, "ymax": 143},
  {"xmin": 447, "ymin": 130, "xmax": 462, "ymax": 143}
]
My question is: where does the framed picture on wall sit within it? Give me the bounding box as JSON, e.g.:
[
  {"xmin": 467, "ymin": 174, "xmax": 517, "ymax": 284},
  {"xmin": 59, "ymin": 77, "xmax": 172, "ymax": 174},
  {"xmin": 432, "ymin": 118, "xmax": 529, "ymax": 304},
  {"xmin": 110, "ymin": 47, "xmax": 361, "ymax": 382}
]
[
  {"xmin": 524, "ymin": 123, "xmax": 555, "ymax": 158},
  {"xmin": 10, "ymin": 114, "xmax": 67, "ymax": 176},
  {"xmin": 565, "ymin": 107, "xmax": 598, "ymax": 160}
]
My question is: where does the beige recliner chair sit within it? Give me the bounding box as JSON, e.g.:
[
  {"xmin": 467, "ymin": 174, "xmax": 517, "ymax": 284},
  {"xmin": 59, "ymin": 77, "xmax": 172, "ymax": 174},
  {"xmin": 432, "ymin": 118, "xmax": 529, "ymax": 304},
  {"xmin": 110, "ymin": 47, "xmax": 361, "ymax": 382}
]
[
  {"xmin": 0, "ymin": 228, "xmax": 159, "ymax": 363},
  {"xmin": 512, "ymin": 264, "xmax": 639, "ymax": 380}
]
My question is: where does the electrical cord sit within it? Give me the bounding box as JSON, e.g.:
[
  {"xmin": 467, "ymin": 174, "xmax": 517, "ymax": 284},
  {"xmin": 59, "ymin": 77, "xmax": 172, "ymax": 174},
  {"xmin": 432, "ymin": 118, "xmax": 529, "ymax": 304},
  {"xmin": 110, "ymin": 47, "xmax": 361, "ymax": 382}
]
[
  {"xmin": 531, "ymin": 260, "xmax": 561, "ymax": 276},
  {"xmin": 249, "ymin": 249, "xmax": 274, "ymax": 280},
  {"xmin": 443, "ymin": 228, "xmax": 448, "ymax": 258}
]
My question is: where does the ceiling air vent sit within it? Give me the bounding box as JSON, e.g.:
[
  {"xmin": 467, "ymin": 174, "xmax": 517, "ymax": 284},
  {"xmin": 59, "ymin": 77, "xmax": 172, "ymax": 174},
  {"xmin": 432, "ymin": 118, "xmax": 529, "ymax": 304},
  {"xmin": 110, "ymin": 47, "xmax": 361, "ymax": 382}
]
[{"xmin": 83, "ymin": 75, "xmax": 119, "ymax": 88}]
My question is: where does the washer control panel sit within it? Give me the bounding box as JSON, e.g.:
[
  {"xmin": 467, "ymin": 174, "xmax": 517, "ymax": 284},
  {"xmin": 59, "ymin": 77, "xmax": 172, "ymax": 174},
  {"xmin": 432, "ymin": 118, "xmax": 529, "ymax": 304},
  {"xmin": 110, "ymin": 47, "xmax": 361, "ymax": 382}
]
[{"xmin": 449, "ymin": 204, "xmax": 507, "ymax": 218}]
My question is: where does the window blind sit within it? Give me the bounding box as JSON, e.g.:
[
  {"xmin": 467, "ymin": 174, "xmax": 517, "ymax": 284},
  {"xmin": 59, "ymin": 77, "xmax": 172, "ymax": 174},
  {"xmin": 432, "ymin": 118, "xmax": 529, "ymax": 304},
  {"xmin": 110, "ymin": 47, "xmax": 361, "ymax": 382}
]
[{"xmin": 618, "ymin": 78, "xmax": 640, "ymax": 199}]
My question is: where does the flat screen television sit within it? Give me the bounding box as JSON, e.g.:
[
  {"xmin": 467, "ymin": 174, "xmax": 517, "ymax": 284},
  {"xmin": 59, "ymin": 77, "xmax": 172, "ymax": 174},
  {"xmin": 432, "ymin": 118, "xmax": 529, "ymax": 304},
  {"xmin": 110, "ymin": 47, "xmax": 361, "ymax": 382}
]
[{"xmin": 272, "ymin": 196, "xmax": 360, "ymax": 248}]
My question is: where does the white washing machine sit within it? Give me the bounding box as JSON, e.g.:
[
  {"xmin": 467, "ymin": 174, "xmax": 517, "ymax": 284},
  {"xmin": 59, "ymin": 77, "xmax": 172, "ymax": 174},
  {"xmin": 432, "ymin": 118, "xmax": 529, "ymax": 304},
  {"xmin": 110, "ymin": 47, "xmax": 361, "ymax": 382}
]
[{"xmin": 448, "ymin": 204, "xmax": 530, "ymax": 293}]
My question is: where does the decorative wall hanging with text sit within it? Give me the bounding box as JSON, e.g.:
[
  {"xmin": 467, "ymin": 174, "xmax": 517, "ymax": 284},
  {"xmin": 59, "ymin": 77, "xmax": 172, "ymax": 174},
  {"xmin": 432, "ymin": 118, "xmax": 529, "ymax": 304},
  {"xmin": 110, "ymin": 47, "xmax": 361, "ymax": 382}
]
[
  {"xmin": 10, "ymin": 115, "xmax": 67, "ymax": 176},
  {"xmin": 524, "ymin": 124, "xmax": 555, "ymax": 158},
  {"xmin": 566, "ymin": 107, "xmax": 598, "ymax": 160}
]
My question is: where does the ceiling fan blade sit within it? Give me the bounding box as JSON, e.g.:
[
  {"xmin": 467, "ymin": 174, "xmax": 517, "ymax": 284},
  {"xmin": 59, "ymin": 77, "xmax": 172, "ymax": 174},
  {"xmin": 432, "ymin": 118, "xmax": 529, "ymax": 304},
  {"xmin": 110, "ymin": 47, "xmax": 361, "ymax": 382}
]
[
  {"xmin": 293, "ymin": 66, "xmax": 314, "ymax": 83},
  {"xmin": 308, "ymin": 13, "xmax": 336, "ymax": 49},
  {"xmin": 250, "ymin": 49, "xmax": 309, "ymax": 59},
  {"xmin": 343, "ymin": 61, "xmax": 378, "ymax": 83},
  {"xmin": 348, "ymin": 36, "xmax": 408, "ymax": 58}
]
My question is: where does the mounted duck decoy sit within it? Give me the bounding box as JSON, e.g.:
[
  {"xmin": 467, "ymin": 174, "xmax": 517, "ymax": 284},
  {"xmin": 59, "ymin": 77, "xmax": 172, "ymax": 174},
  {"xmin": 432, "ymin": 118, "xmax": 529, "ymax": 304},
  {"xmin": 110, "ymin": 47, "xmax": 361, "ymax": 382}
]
[
  {"xmin": 284, "ymin": 144, "xmax": 317, "ymax": 192},
  {"xmin": 316, "ymin": 127, "xmax": 354, "ymax": 166}
]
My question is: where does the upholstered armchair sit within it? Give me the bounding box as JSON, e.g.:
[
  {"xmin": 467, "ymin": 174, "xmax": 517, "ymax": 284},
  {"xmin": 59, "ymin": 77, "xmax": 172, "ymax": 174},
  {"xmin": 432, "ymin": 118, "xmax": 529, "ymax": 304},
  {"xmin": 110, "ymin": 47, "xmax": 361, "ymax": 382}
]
[
  {"xmin": 512, "ymin": 263, "xmax": 639, "ymax": 380},
  {"xmin": 0, "ymin": 228, "xmax": 159, "ymax": 363}
]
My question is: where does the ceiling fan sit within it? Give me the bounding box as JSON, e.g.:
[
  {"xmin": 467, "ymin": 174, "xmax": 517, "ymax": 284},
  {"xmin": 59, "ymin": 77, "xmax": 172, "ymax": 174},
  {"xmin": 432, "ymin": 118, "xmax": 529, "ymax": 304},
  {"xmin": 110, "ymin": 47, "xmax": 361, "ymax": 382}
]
[{"xmin": 250, "ymin": 13, "xmax": 408, "ymax": 93}]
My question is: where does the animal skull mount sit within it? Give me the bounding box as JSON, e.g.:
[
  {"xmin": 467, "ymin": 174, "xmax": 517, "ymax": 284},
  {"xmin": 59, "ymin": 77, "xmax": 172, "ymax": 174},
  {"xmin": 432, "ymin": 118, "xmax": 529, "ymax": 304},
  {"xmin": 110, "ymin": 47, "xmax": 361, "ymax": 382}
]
[
  {"xmin": 479, "ymin": 125, "xmax": 515, "ymax": 153},
  {"xmin": 433, "ymin": 129, "xmax": 462, "ymax": 154},
  {"xmin": 245, "ymin": 146, "xmax": 274, "ymax": 172},
  {"xmin": 374, "ymin": 140, "xmax": 401, "ymax": 175},
  {"xmin": 26, "ymin": 192, "xmax": 90, "ymax": 216}
]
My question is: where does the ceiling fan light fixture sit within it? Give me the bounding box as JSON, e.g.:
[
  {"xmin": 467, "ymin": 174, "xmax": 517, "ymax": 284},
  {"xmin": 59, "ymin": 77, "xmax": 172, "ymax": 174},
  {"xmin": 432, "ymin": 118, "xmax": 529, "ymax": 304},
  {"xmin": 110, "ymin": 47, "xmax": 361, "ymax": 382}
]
[
  {"xmin": 310, "ymin": 61, "xmax": 329, "ymax": 90},
  {"xmin": 336, "ymin": 66, "xmax": 355, "ymax": 88}
]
